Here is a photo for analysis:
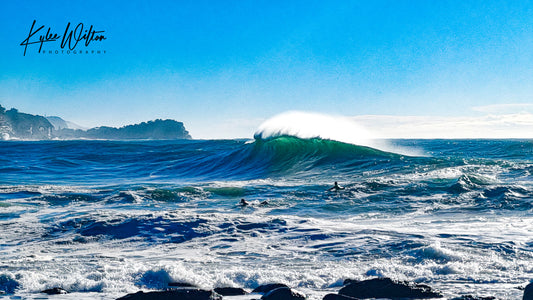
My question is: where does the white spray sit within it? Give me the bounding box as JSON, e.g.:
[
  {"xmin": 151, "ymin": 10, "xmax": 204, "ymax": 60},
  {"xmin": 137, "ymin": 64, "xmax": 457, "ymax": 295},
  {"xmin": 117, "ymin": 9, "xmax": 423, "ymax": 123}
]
[{"xmin": 254, "ymin": 111, "xmax": 423, "ymax": 156}]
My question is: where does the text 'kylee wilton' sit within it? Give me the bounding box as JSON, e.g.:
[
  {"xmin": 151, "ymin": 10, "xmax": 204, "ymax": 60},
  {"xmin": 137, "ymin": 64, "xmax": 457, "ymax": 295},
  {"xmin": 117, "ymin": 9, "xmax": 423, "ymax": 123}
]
[{"xmin": 20, "ymin": 20, "xmax": 107, "ymax": 56}]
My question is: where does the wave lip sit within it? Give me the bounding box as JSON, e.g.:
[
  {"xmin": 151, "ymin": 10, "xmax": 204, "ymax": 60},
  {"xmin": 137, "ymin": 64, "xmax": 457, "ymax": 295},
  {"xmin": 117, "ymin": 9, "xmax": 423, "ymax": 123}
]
[
  {"xmin": 254, "ymin": 111, "xmax": 376, "ymax": 147},
  {"xmin": 254, "ymin": 111, "xmax": 422, "ymax": 156}
]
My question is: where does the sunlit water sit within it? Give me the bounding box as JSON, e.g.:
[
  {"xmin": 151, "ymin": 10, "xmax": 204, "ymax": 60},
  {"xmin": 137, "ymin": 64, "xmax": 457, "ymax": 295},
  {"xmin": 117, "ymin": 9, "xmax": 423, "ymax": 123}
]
[{"xmin": 0, "ymin": 138, "xmax": 532, "ymax": 299}]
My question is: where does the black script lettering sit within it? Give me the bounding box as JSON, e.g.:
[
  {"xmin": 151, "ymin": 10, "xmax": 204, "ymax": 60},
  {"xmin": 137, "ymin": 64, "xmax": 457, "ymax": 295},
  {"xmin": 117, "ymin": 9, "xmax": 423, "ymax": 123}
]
[
  {"xmin": 20, "ymin": 20, "xmax": 60, "ymax": 56},
  {"xmin": 61, "ymin": 22, "xmax": 106, "ymax": 50}
]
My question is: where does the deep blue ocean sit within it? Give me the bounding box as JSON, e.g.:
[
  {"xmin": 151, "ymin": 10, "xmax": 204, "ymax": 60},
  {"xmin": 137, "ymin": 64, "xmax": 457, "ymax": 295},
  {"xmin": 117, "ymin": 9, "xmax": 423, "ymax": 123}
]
[{"xmin": 0, "ymin": 137, "xmax": 532, "ymax": 299}]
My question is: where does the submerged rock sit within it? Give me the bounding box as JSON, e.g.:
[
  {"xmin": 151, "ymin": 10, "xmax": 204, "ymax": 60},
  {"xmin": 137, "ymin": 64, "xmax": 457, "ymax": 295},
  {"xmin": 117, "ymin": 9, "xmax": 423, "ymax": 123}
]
[
  {"xmin": 261, "ymin": 287, "xmax": 305, "ymax": 300},
  {"xmin": 214, "ymin": 287, "xmax": 247, "ymax": 296},
  {"xmin": 338, "ymin": 277, "xmax": 442, "ymax": 299},
  {"xmin": 451, "ymin": 296, "xmax": 496, "ymax": 300},
  {"xmin": 323, "ymin": 293, "xmax": 358, "ymax": 300},
  {"xmin": 342, "ymin": 279, "xmax": 358, "ymax": 286},
  {"xmin": 0, "ymin": 274, "xmax": 19, "ymax": 294},
  {"xmin": 524, "ymin": 282, "xmax": 533, "ymax": 300},
  {"xmin": 116, "ymin": 289, "xmax": 221, "ymax": 300},
  {"xmin": 137, "ymin": 269, "xmax": 173, "ymax": 290},
  {"xmin": 168, "ymin": 282, "xmax": 198, "ymax": 288},
  {"xmin": 41, "ymin": 287, "xmax": 68, "ymax": 294},
  {"xmin": 253, "ymin": 283, "xmax": 290, "ymax": 294}
]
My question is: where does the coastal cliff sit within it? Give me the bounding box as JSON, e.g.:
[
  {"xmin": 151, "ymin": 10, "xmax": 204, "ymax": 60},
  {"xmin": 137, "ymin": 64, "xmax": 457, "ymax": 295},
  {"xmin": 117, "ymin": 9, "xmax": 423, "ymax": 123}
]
[
  {"xmin": 57, "ymin": 119, "xmax": 192, "ymax": 140},
  {"xmin": 0, "ymin": 106, "xmax": 53, "ymax": 140},
  {"xmin": 0, "ymin": 105, "xmax": 191, "ymax": 140}
]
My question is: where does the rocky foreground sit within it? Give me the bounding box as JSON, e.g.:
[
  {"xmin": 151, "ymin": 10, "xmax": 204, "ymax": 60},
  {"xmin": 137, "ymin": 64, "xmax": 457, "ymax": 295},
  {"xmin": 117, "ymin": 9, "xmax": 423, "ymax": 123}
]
[{"xmin": 110, "ymin": 277, "xmax": 532, "ymax": 300}]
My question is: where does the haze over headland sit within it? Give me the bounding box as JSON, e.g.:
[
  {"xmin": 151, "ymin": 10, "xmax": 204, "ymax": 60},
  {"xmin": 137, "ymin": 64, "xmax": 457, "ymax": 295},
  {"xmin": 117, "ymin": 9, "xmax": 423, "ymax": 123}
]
[
  {"xmin": 0, "ymin": 104, "xmax": 191, "ymax": 140},
  {"xmin": 2, "ymin": 1, "xmax": 533, "ymax": 139}
]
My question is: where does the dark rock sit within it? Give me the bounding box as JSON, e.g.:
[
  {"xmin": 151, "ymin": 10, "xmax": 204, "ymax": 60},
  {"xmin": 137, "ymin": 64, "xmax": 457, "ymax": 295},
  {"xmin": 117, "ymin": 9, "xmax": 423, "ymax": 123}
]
[
  {"xmin": 524, "ymin": 282, "xmax": 533, "ymax": 300},
  {"xmin": 261, "ymin": 287, "xmax": 305, "ymax": 300},
  {"xmin": 116, "ymin": 289, "xmax": 221, "ymax": 300},
  {"xmin": 41, "ymin": 287, "xmax": 68, "ymax": 294},
  {"xmin": 253, "ymin": 283, "xmax": 290, "ymax": 294},
  {"xmin": 323, "ymin": 293, "xmax": 358, "ymax": 300},
  {"xmin": 451, "ymin": 296, "xmax": 496, "ymax": 300},
  {"xmin": 168, "ymin": 282, "xmax": 198, "ymax": 288},
  {"xmin": 342, "ymin": 279, "xmax": 359, "ymax": 286},
  {"xmin": 339, "ymin": 277, "xmax": 442, "ymax": 299},
  {"xmin": 214, "ymin": 287, "xmax": 247, "ymax": 296}
]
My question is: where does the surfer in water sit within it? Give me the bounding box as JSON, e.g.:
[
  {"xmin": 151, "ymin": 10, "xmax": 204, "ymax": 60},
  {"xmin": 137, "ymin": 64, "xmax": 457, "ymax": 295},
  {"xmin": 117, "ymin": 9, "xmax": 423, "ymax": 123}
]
[
  {"xmin": 240, "ymin": 199, "xmax": 269, "ymax": 206},
  {"xmin": 329, "ymin": 181, "xmax": 345, "ymax": 192}
]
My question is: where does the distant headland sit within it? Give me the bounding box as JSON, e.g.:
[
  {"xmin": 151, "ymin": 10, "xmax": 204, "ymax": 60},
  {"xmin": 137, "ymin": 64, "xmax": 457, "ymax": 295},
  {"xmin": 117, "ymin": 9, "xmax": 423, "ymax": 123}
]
[{"xmin": 0, "ymin": 104, "xmax": 191, "ymax": 140}]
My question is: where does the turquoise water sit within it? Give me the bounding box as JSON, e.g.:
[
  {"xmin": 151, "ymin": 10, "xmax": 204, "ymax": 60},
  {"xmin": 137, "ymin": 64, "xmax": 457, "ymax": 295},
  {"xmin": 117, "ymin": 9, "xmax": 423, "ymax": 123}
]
[{"xmin": 0, "ymin": 138, "xmax": 532, "ymax": 299}]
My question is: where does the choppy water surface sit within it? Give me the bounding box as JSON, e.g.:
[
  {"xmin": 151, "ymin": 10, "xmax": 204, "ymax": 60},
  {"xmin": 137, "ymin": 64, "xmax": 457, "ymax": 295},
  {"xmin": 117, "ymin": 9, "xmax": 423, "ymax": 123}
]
[{"xmin": 0, "ymin": 138, "xmax": 532, "ymax": 299}]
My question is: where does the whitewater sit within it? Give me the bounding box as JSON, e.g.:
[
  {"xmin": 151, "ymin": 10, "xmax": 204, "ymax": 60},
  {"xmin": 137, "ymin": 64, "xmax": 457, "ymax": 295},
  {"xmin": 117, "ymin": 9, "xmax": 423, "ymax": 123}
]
[{"xmin": 0, "ymin": 112, "xmax": 532, "ymax": 299}]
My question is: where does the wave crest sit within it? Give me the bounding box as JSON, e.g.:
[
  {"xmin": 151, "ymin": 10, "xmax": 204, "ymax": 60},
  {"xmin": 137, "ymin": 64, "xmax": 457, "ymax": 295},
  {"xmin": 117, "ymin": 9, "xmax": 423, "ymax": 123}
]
[
  {"xmin": 254, "ymin": 111, "xmax": 421, "ymax": 156},
  {"xmin": 254, "ymin": 111, "xmax": 376, "ymax": 147}
]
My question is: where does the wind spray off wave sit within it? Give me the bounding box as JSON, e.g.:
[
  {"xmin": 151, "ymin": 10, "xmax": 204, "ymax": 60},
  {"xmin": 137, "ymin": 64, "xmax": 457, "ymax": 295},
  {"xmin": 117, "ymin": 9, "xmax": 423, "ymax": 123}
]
[{"xmin": 254, "ymin": 111, "xmax": 419, "ymax": 156}]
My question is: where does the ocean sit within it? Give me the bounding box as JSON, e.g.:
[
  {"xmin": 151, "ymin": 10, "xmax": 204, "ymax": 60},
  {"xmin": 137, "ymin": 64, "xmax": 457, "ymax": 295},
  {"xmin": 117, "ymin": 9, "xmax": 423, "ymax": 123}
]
[{"xmin": 0, "ymin": 136, "xmax": 532, "ymax": 299}]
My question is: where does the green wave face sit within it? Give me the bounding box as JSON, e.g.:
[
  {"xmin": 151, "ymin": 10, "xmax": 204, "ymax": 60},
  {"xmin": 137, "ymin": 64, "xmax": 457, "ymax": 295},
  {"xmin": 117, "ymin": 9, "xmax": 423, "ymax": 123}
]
[{"xmin": 249, "ymin": 136, "xmax": 401, "ymax": 177}]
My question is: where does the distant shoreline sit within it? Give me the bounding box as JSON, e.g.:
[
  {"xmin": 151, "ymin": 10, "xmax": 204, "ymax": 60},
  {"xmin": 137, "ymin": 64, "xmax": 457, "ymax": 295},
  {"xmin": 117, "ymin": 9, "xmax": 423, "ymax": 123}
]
[{"xmin": 0, "ymin": 104, "xmax": 191, "ymax": 141}]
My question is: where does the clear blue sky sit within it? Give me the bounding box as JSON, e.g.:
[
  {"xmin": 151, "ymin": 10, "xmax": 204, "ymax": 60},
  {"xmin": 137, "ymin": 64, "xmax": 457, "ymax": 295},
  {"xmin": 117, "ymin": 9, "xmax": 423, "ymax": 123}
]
[{"xmin": 1, "ymin": 0, "xmax": 533, "ymax": 138}]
